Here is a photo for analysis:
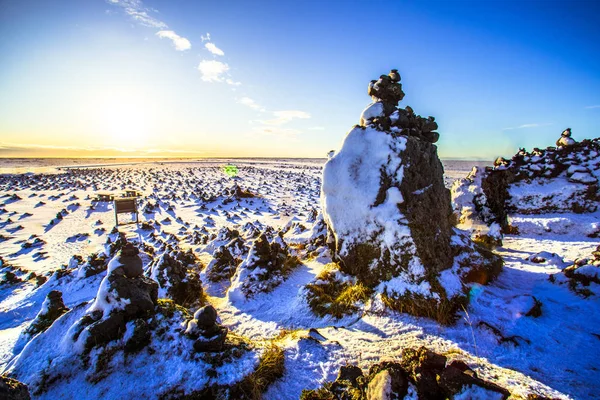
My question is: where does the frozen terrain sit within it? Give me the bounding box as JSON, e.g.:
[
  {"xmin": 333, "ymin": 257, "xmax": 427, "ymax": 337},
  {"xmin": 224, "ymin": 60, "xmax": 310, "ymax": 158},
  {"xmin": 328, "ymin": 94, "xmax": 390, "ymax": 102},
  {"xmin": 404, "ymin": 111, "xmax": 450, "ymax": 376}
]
[{"xmin": 0, "ymin": 158, "xmax": 598, "ymax": 399}]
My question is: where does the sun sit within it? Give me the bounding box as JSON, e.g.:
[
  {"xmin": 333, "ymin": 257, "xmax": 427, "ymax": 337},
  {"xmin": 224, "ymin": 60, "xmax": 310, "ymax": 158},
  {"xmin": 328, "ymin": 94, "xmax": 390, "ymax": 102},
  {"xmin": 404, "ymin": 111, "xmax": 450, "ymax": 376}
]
[{"xmin": 93, "ymin": 90, "xmax": 153, "ymax": 151}]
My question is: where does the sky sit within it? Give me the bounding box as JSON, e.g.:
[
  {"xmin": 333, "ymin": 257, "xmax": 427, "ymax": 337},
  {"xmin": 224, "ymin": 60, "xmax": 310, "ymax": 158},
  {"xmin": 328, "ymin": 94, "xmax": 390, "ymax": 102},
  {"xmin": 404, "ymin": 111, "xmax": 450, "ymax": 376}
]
[{"xmin": 0, "ymin": 0, "xmax": 599, "ymax": 159}]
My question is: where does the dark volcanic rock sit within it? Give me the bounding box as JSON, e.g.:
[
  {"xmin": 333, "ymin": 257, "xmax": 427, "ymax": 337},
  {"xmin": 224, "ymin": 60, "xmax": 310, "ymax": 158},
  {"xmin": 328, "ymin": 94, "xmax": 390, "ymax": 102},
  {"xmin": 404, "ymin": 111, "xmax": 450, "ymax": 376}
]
[
  {"xmin": 397, "ymin": 136, "xmax": 453, "ymax": 273},
  {"xmin": 453, "ymin": 135, "xmax": 600, "ymax": 232},
  {"xmin": 185, "ymin": 305, "xmax": 228, "ymax": 353},
  {"xmin": 71, "ymin": 244, "xmax": 158, "ymax": 351},
  {"xmin": 0, "ymin": 375, "xmax": 31, "ymax": 400},
  {"xmin": 146, "ymin": 249, "xmax": 203, "ymax": 307},
  {"xmin": 301, "ymin": 347, "xmax": 510, "ymax": 400}
]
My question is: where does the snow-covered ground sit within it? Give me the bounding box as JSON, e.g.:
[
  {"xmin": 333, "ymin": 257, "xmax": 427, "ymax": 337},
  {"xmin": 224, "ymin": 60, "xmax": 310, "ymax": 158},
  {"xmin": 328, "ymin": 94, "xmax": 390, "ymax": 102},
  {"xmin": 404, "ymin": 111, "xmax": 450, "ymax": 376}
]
[{"xmin": 0, "ymin": 158, "xmax": 598, "ymax": 399}]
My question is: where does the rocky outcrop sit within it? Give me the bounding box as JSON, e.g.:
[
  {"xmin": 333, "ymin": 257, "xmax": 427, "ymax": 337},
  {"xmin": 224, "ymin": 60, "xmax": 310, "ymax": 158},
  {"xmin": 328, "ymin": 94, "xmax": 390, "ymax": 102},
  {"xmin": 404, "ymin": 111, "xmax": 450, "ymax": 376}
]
[
  {"xmin": 301, "ymin": 347, "xmax": 509, "ymax": 400},
  {"xmin": 452, "ymin": 134, "xmax": 600, "ymax": 236},
  {"xmin": 24, "ymin": 290, "xmax": 69, "ymax": 336},
  {"xmin": 319, "ymin": 69, "xmax": 501, "ymax": 322}
]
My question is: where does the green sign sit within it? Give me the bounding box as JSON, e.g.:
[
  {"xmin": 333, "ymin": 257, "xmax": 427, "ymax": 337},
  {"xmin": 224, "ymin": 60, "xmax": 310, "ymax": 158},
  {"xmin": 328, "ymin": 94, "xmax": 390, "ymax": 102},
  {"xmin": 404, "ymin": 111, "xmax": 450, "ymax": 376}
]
[{"xmin": 222, "ymin": 164, "xmax": 238, "ymax": 177}]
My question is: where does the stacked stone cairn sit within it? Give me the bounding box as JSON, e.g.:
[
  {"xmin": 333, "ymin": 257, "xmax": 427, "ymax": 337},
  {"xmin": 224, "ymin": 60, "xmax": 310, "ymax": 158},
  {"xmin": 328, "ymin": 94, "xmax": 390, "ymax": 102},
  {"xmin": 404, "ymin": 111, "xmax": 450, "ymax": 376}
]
[
  {"xmin": 319, "ymin": 69, "xmax": 502, "ymax": 323},
  {"xmin": 184, "ymin": 305, "xmax": 228, "ymax": 352},
  {"xmin": 556, "ymin": 127, "xmax": 576, "ymax": 147},
  {"xmin": 24, "ymin": 290, "xmax": 69, "ymax": 336},
  {"xmin": 452, "ymin": 129, "xmax": 600, "ymax": 236},
  {"xmin": 71, "ymin": 242, "xmax": 158, "ymax": 352},
  {"xmin": 363, "ymin": 69, "xmax": 440, "ymax": 143}
]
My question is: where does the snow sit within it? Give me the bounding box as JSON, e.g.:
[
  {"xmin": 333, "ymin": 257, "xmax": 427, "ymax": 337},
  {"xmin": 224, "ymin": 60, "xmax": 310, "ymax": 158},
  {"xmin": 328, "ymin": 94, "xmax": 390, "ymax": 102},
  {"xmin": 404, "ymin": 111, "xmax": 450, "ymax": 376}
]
[
  {"xmin": 0, "ymin": 158, "xmax": 597, "ymax": 399},
  {"xmin": 366, "ymin": 369, "xmax": 392, "ymax": 400},
  {"xmin": 453, "ymin": 384, "xmax": 505, "ymax": 400},
  {"xmin": 321, "ymin": 125, "xmax": 415, "ymax": 267},
  {"xmin": 359, "ymin": 101, "xmax": 385, "ymax": 126}
]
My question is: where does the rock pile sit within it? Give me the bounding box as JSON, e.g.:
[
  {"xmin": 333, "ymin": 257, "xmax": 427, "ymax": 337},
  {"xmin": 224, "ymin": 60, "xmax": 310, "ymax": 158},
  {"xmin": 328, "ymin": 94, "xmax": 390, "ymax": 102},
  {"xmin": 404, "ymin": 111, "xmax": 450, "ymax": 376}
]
[
  {"xmin": 301, "ymin": 347, "xmax": 509, "ymax": 399},
  {"xmin": 362, "ymin": 69, "xmax": 439, "ymax": 143},
  {"xmin": 70, "ymin": 242, "xmax": 158, "ymax": 351},
  {"xmin": 205, "ymin": 236, "xmax": 247, "ymax": 282},
  {"xmin": 24, "ymin": 290, "xmax": 69, "ymax": 337},
  {"xmin": 228, "ymin": 230, "xmax": 300, "ymax": 301},
  {"xmin": 554, "ymin": 245, "xmax": 600, "ymax": 296},
  {"xmin": 319, "ymin": 69, "xmax": 501, "ymax": 322},
  {"xmin": 147, "ymin": 249, "xmax": 204, "ymax": 307},
  {"xmin": 452, "ymin": 132, "xmax": 600, "ymax": 236},
  {"xmin": 184, "ymin": 305, "xmax": 228, "ymax": 352}
]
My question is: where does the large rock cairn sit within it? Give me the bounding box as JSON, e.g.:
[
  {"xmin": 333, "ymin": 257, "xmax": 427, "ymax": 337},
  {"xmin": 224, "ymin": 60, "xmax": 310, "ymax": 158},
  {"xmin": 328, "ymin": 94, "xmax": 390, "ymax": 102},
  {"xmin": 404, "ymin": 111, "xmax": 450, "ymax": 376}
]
[{"xmin": 320, "ymin": 69, "xmax": 501, "ymax": 322}]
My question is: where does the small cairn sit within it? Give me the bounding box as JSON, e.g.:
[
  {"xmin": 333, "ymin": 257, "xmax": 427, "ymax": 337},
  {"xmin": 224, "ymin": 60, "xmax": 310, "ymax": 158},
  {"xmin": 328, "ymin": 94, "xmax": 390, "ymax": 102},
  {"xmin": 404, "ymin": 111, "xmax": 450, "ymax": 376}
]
[
  {"xmin": 24, "ymin": 290, "xmax": 69, "ymax": 336},
  {"xmin": 184, "ymin": 305, "xmax": 228, "ymax": 352},
  {"xmin": 556, "ymin": 127, "xmax": 576, "ymax": 147},
  {"xmin": 70, "ymin": 242, "xmax": 158, "ymax": 352},
  {"xmin": 362, "ymin": 69, "xmax": 439, "ymax": 143}
]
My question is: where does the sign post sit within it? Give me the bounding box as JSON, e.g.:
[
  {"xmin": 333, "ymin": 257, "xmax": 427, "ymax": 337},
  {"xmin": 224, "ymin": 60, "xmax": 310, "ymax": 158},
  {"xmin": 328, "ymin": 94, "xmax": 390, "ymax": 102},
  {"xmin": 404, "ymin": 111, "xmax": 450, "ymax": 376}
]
[{"xmin": 114, "ymin": 197, "xmax": 138, "ymax": 226}]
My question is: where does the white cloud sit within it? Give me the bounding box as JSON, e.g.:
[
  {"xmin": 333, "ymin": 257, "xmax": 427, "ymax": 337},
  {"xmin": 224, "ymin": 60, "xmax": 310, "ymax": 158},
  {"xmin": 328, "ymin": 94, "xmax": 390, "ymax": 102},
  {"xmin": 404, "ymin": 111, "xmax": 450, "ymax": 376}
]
[
  {"xmin": 585, "ymin": 105, "xmax": 600, "ymax": 109},
  {"xmin": 238, "ymin": 97, "xmax": 262, "ymax": 110},
  {"xmin": 156, "ymin": 30, "xmax": 191, "ymax": 51},
  {"xmin": 502, "ymin": 122, "xmax": 552, "ymax": 131},
  {"xmin": 198, "ymin": 60, "xmax": 230, "ymax": 82},
  {"xmin": 226, "ymin": 79, "xmax": 241, "ymax": 86},
  {"xmin": 205, "ymin": 42, "xmax": 224, "ymax": 56},
  {"xmin": 201, "ymin": 33, "xmax": 211, "ymax": 42},
  {"xmin": 259, "ymin": 110, "xmax": 311, "ymax": 125},
  {"xmin": 107, "ymin": 0, "xmax": 168, "ymax": 29}
]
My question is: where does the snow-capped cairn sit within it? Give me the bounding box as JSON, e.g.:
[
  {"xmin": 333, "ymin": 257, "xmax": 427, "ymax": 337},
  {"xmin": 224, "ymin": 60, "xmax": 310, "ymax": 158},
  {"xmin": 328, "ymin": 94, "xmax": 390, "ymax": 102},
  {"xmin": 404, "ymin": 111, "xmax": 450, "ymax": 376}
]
[
  {"xmin": 228, "ymin": 230, "xmax": 300, "ymax": 301},
  {"xmin": 556, "ymin": 127, "xmax": 576, "ymax": 147},
  {"xmin": 363, "ymin": 69, "xmax": 439, "ymax": 143},
  {"xmin": 452, "ymin": 134, "xmax": 600, "ymax": 236},
  {"xmin": 183, "ymin": 304, "xmax": 228, "ymax": 352},
  {"xmin": 146, "ymin": 249, "xmax": 203, "ymax": 307},
  {"xmin": 69, "ymin": 242, "xmax": 158, "ymax": 352},
  {"xmin": 205, "ymin": 235, "xmax": 247, "ymax": 282},
  {"xmin": 320, "ymin": 69, "xmax": 502, "ymax": 323},
  {"xmin": 24, "ymin": 290, "xmax": 69, "ymax": 337}
]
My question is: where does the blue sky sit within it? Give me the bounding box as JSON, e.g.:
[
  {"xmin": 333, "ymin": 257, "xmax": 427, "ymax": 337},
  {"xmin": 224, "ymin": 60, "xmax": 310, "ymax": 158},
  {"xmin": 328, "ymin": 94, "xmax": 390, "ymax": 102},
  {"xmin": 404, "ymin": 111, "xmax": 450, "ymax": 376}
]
[{"xmin": 0, "ymin": 0, "xmax": 599, "ymax": 159}]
